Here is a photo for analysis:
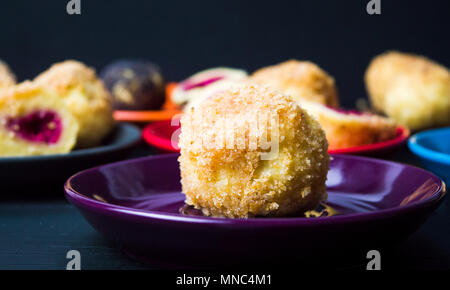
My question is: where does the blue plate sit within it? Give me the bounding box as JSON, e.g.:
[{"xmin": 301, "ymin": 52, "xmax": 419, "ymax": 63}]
[
  {"xmin": 408, "ymin": 127, "xmax": 450, "ymax": 184},
  {"xmin": 0, "ymin": 123, "xmax": 141, "ymax": 194}
]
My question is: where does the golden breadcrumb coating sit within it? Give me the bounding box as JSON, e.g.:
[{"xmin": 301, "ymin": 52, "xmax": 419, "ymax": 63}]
[
  {"xmin": 0, "ymin": 60, "xmax": 16, "ymax": 89},
  {"xmin": 0, "ymin": 82, "xmax": 79, "ymax": 156},
  {"xmin": 34, "ymin": 60, "xmax": 115, "ymax": 147},
  {"xmin": 365, "ymin": 51, "xmax": 450, "ymax": 131},
  {"xmin": 250, "ymin": 60, "xmax": 339, "ymax": 107},
  {"xmin": 178, "ymin": 84, "xmax": 330, "ymax": 218},
  {"xmin": 182, "ymin": 79, "xmax": 246, "ymax": 112},
  {"xmin": 299, "ymin": 101, "xmax": 397, "ymax": 150}
]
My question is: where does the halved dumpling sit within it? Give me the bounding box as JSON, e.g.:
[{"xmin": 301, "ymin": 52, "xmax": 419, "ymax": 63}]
[
  {"xmin": 0, "ymin": 82, "xmax": 79, "ymax": 157},
  {"xmin": 170, "ymin": 67, "xmax": 248, "ymax": 110},
  {"xmin": 300, "ymin": 101, "xmax": 397, "ymax": 150}
]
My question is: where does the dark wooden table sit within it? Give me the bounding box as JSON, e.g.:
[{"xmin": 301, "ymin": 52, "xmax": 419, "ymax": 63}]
[{"xmin": 1, "ymin": 145, "xmax": 449, "ymax": 270}]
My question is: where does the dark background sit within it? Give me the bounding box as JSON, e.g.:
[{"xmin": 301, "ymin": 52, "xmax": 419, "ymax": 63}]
[{"xmin": 0, "ymin": 0, "xmax": 449, "ymax": 108}]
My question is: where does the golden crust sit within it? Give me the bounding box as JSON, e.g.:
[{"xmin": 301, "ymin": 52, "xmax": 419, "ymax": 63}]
[
  {"xmin": 300, "ymin": 101, "xmax": 397, "ymax": 150},
  {"xmin": 34, "ymin": 60, "xmax": 115, "ymax": 147},
  {"xmin": 179, "ymin": 84, "xmax": 329, "ymax": 218},
  {"xmin": 250, "ymin": 60, "xmax": 339, "ymax": 107},
  {"xmin": 0, "ymin": 60, "xmax": 16, "ymax": 89},
  {"xmin": 0, "ymin": 81, "xmax": 79, "ymax": 156},
  {"xmin": 365, "ymin": 51, "xmax": 450, "ymax": 131}
]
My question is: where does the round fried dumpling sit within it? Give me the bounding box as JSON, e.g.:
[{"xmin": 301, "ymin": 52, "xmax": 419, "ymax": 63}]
[
  {"xmin": 0, "ymin": 82, "xmax": 79, "ymax": 156},
  {"xmin": 0, "ymin": 60, "xmax": 16, "ymax": 89},
  {"xmin": 250, "ymin": 60, "xmax": 339, "ymax": 107},
  {"xmin": 34, "ymin": 60, "xmax": 115, "ymax": 148},
  {"xmin": 178, "ymin": 84, "xmax": 330, "ymax": 218},
  {"xmin": 365, "ymin": 51, "xmax": 450, "ymax": 131}
]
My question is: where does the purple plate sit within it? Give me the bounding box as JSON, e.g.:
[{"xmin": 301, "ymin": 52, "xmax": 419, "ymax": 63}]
[{"xmin": 65, "ymin": 154, "xmax": 446, "ymax": 268}]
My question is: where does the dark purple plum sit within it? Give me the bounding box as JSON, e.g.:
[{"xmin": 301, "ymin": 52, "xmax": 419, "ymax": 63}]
[{"xmin": 100, "ymin": 60, "xmax": 165, "ymax": 111}]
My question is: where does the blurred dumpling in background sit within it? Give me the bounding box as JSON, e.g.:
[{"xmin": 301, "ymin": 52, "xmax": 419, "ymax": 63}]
[
  {"xmin": 34, "ymin": 60, "xmax": 115, "ymax": 148},
  {"xmin": 365, "ymin": 51, "xmax": 450, "ymax": 131},
  {"xmin": 299, "ymin": 100, "xmax": 398, "ymax": 150},
  {"xmin": 170, "ymin": 67, "xmax": 248, "ymax": 111},
  {"xmin": 0, "ymin": 60, "xmax": 16, "ymax": 89},
  {"xmin": 250, "ymin": 59, "xmax": 339, "ymax": 107}
]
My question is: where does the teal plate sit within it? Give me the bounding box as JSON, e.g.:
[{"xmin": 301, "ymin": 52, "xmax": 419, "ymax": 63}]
[{"xmin": 0, "ymin": 123, "xmax": 141, "ymax": 195}]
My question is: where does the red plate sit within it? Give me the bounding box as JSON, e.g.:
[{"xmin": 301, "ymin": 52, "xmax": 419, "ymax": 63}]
[
  {"xmin": 142, "ymin": 119, "xmax": 181, "ymax": 153},
  {"xmin": 142, "ymin": 120, "xmax": 410, "ymax": 156}
]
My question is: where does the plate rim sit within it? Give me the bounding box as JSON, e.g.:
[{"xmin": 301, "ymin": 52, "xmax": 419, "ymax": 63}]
[
  {"xmin": 142, "ymin": 120, "xmax": 180, "ymax": 152},
  {"xmin": 0, "ymin": 123, "xmax": 141, "ymax": 163},
  {"xmin": 64, "ymin": 153, "xmax": 446, "ymax": 227}
]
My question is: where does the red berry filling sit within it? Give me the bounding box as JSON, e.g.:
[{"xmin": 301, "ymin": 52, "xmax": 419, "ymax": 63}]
[
  {"xmin": 181, "ymin": 76, "xmax": 224, "ymax": 91},
  {"xmin": 6, "ymin": 110, "xmax": 62, "ymax": 144}
]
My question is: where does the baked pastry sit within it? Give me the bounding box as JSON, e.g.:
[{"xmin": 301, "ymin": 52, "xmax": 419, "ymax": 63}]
[
  {"xmin": 0, "ymin": 60, "xmax": 16, "ymax": 89},
  {"xmin": 171, "ymin": 67, "xmax": 248, "ymax": 110},
  {"xmin": 365, "ymin": 51, "xmax": 450, "ymax": 131},
  {"xmin": 300, "ymin": 101, "xmax": 397, "ymax": 150},
  {"xmin": 179, "ymin": 84, "xmax": 329, "ymax": 218},
  {"xmin": 0, "ymin": 82, "xmax": 79, "ymax": 157},
  {"xmin": 34, "ymin": 60, "xmax": 115, "ymax": 148},
  {"xmin": 250, "ymin": 60, "xmax": 339, "ymax": 107},
  {"xmin": 100, "ymin": 60, "xmax": 165, "ymax": 111}
]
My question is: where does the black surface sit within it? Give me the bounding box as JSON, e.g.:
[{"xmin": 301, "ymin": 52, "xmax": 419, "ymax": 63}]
[
  {"xmin": 0, "ymin": 145, "xmax": 449, "ymax": 270},
  {"xmin": 0, "ymin": 0, "xmax": 449, "ymax": 108}
]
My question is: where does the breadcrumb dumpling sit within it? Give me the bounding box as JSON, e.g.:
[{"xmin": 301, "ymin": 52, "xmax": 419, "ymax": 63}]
[
  {"xmin": 250, "ymin": 60, "xmax": 339, "ymax": 107},
  {"xmin": 365, "ymin": 51, "xmax": 450, "ymax": 131},
  {"xmin": 178, "ymin": 84, "xmax": 329, "ymax": 218}
]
